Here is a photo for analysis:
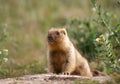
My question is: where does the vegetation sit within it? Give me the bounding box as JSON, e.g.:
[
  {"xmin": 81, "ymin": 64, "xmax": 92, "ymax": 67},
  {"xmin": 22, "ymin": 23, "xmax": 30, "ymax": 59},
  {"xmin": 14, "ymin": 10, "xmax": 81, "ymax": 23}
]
[
  {"xmin": 67, "ymin": 0, "xmax": 120, "ymax": 83},
  {"xmin": 0, "ymin": 0, "xmax": 120, "ymax": 83}
]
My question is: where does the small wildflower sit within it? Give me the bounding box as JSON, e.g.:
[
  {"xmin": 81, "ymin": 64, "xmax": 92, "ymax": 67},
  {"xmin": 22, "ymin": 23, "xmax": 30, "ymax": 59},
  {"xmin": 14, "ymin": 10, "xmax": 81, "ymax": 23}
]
[
  {"xmin": 3, "ymin": 49, "xmax": 8, "ymax": 52},
  {"xmin": 95, "ymin": 38, "xmax": 100, "ymax": 42},
  {"xmin": 3, "ymin": 49, "xmax": 8, "ymax": 56},
  {"xmin": 92, "ymin": 8, "xmax": 96, "ymax": 12},
  {"xmin": 3, "ymin": 58, "xmax": 8, "ymax": 62},
  {"xmin": 112, "ymin": 64, "xmax": 116, "ymax": 68},
  {"xmin": 0, "ymin": 51, "xmax": 2, "ymax": 54},
  {"xmin": 110, "ymin": 32, "xmax": 114, "ymax": 36},
  {"xmin": 118, "ymin": 59, "xmax": 120, "ymax": 62}
]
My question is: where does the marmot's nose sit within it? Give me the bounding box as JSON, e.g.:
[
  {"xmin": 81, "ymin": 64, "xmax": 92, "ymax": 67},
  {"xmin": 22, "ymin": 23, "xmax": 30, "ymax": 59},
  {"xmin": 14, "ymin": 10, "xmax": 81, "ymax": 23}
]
[{"xmin": 47, "ymin": 34, "xmax": 53, "ymax": 41}]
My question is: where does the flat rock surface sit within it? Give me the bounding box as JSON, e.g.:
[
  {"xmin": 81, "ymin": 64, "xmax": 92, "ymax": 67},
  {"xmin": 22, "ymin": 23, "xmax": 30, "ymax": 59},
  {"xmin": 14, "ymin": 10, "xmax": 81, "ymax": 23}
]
[{"xmin": 0, "ymin": 74, "xmax": 110, "ymax": 84}]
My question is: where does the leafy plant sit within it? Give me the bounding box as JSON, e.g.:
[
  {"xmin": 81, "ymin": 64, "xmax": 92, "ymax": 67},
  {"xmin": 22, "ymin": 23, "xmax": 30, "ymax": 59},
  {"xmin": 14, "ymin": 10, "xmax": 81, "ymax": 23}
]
[
  {"xmin": 66, "ymin": 0, "xmax": 120, "ymax": 82},
  {"xmin": 66, "ymin": 18, "xmax": 99, "ymax": 61},
  {"xmin": 0, "ymin": 27, "xmax": 9, "ymax": 78},
  {"xmin": 91, "ymin": 0, "xmax": 120, "ymax": 74}
]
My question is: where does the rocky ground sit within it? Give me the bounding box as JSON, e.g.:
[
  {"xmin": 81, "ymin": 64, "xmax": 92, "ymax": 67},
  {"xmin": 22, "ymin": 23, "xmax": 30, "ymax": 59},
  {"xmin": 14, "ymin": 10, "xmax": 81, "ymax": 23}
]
[{"xmin": 0, "ymin": 74, "xmax": 111, "ymax": 84}]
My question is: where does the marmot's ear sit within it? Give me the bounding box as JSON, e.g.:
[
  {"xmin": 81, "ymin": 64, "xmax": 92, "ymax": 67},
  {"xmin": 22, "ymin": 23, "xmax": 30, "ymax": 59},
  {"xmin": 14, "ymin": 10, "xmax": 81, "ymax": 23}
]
[{"xmin": 61, "ymin": 28, "xmax": 67, "ymax": 35}]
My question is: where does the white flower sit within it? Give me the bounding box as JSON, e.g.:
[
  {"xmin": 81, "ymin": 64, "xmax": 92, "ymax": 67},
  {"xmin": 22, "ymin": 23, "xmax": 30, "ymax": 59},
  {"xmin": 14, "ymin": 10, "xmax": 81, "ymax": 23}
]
[
  {"xmin": 3, "ymin": 58, "xmax": 8, "ymax": 62},
  {"xmin": 95, "ymin": 38, "xmax": 100, "ymax": 42},
  {"xmin": 3, "ymin": 49, "xmax": 8, "ymax": 52},
  {"xmin": 118, "ymin": 59, "xmax": 120, "ymax": 62},
  {"xmin": 92, "ymin": 8, "xmax": 96, "ymax": 12},
  {"xmin": 0, "ymin": 51, "xmax": 2, "ymax": 54},
  {"xmin": 3, "ymin": 49, "xmax": 8, "ymax": 56},
  {"xmin": 95, "ymin": 34, "xmax": 104, "ymax": 42}
]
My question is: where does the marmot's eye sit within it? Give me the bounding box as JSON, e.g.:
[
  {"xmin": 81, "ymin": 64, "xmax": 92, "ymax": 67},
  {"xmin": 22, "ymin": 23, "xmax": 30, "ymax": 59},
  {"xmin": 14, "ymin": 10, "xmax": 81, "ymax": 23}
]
[{"xmin": 56, "ymin": 31, "xmax": 60, "ymax": 35}]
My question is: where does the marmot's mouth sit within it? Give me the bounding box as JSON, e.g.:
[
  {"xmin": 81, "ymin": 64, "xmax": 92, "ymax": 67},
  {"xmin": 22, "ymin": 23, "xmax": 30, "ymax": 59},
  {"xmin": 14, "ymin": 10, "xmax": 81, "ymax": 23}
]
[{"xmin": 47, "ymin": 35, "xmax": 54, "ymax": 42}]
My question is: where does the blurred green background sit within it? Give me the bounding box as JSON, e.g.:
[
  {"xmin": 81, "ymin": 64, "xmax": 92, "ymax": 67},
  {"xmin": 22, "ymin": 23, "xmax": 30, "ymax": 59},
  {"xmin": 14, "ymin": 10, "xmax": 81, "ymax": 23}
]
[{"xmin": 0, "ymin": 0, "xmax": 120, "ymax": 82}]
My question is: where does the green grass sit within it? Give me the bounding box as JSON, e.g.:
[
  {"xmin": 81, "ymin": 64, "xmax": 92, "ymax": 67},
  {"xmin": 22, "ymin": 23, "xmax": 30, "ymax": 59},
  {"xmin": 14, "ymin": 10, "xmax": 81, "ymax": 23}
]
[{"xmin": 0, "ymin": 0, "xmax": 120, "ymax": 83}]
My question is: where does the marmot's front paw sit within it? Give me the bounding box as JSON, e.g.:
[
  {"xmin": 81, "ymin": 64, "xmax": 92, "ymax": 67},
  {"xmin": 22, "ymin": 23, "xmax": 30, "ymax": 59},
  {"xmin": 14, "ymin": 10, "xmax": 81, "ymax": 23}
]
[{"xmin": 62, "ymin": 72, "xmax": 70, "ymax": 75}]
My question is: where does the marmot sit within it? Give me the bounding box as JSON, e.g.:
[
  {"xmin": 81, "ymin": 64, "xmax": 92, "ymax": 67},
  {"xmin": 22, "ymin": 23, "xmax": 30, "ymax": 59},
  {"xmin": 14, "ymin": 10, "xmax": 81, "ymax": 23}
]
[{"xmin": 47, "ymin": 28, "xmax": 92, "ymax": 77}]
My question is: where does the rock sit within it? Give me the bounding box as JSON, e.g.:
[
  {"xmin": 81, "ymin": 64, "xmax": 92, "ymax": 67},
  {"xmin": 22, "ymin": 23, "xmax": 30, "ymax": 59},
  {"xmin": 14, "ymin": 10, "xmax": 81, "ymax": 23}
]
[{"xmin": 0, "ymin": 74, "xmax": 111, "ymax": 84}]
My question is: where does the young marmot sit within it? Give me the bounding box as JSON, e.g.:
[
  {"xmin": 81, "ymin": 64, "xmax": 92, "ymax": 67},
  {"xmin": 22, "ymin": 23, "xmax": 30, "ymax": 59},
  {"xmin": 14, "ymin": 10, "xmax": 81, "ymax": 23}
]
[{"xmin": 47, "ymin": 28, "xmax": 92, "ymax": 77}]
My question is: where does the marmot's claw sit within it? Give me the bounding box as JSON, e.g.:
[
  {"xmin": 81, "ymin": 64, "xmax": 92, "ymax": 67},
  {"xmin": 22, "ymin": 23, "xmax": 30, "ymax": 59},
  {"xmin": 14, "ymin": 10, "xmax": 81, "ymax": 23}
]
[{"xmin": 62, "ymin": 72, "xmax": 70, "ymax": 75}]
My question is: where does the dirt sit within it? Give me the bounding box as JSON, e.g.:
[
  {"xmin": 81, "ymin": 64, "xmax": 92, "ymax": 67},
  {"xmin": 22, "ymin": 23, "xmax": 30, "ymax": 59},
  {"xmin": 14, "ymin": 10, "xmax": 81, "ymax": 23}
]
[{"xmin": 0, "ymin": 74, "xmax": 111, "ymax": 84}]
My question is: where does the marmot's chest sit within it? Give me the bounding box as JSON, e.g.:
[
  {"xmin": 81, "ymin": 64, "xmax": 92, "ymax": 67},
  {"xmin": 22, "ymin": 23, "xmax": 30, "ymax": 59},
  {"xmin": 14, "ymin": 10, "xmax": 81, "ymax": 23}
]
[
  {"xmin": 49, "ymin": 50, "xmax": 69, "ymax": 73},
  {"xmin": 50, "ymin": 50, "xmax": 69, "ymax": 63}
]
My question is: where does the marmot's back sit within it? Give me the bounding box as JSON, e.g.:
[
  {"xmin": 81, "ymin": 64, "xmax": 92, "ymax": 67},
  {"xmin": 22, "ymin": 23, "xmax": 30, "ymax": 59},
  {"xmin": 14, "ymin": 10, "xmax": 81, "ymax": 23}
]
[{"xmin": 47, "ymin": 28, "xmax": 92, "ymax": 77}]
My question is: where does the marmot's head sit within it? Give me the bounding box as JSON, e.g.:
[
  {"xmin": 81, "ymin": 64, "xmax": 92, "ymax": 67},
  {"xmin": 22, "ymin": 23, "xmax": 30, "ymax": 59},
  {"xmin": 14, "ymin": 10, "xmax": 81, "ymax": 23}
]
[{"xmin": 47, "ymin": 28, "xmax": 67, "ymax": 45}]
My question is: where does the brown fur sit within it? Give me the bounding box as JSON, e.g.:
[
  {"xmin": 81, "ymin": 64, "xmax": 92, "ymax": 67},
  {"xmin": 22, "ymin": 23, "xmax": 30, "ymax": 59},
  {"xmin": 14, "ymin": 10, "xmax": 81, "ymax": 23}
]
[{"xmin": 47, "ymin": 28, "xmax": 92, "ymax": 77}]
